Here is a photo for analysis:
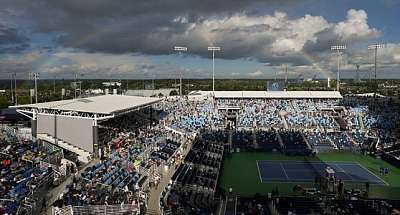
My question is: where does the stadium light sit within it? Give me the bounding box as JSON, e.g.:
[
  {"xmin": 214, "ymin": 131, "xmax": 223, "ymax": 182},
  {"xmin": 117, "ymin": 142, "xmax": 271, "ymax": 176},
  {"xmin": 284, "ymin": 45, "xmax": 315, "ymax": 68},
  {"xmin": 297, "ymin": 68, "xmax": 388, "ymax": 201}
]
[
  {"xmin": 208, "ymin": 46, "xmax": 221, "ymax": 94},
  {"xmin": 13, "ymin": 73, "xmax": 18, "ymax": 105},
  {"xmin": 9, "ymin": 73, "xmax": 14, "ymax": 104},
  {"xmin": 174, "ymin": 46, "xmax": 188, "ymax": 97},
  {"xmin": 368, "ymin": 43, "xmax": 386, "ymax": 93},
  {"xmin": 29, "ymin": 73, "xmax": 39, "ymax": 103},
  {"xmin": 330, "ymin": 45, "xmax": 346, "ymax": 92}
]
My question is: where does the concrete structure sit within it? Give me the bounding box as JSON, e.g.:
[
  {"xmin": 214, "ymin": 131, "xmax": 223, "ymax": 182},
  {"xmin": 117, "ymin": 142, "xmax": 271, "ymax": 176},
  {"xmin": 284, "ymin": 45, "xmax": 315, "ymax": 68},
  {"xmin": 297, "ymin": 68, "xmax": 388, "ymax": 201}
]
[{"xmin": 14, "ymin": 95, "xmax": 161, "ymax": 162}]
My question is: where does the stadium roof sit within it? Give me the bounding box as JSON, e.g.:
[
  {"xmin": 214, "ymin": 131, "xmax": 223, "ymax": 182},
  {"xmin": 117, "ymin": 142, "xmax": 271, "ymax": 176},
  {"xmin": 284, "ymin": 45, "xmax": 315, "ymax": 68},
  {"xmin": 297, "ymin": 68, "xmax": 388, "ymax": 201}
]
[
  {"xmin": 15, "ymin": 95, "xmax": 161, "ymax": 115},
  {"xmin": 214, "ymin": 91, "xmax": 342, "ymax": 99}
]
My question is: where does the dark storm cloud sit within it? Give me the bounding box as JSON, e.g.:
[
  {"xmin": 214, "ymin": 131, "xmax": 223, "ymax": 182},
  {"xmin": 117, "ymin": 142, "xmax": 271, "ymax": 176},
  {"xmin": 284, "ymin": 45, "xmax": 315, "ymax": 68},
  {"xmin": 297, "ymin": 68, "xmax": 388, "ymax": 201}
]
[
  {"xmin": 302, "ymin": 28, "xmax": 340, "ymax": 53},
  {"xmin": 0, "ymin": 0, "xmax": 382, "ymax": 71},
  {"xmin": 0, "ymin": 24, "xmax": 30, "ymax": 53},
  {"xmin": 1, "ymin": 0, "xmax": 305, "ymax": 56}
]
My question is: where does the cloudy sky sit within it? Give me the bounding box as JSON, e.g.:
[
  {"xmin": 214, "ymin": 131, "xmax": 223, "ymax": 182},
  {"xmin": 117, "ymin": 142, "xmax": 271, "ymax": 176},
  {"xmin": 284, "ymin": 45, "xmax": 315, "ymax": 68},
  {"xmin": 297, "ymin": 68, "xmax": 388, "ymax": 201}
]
[{"xmin": 0, "ymin": 0, "xmax": 400, "ymax": 79}]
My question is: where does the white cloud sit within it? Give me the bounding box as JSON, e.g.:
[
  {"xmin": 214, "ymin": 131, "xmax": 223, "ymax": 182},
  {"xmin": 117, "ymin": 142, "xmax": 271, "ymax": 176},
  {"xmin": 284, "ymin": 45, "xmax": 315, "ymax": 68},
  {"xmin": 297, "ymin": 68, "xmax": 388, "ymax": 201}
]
[
  {"xmin": 248, "ymin": 69, "xmax": 264, "ymax": 77},
  {"xmin": 334, "ymin": 9, "xmax": 380, "ymax": 41}
]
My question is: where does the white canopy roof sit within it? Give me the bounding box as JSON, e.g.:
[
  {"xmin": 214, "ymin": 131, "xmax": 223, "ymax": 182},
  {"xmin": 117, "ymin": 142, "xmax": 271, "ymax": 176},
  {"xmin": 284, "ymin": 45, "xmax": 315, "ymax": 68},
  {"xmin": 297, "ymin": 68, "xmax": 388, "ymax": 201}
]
[
  {"xmin": 15, "ymin": 95, "xmax": 161, "ymax": 115},
  {"xmin": 214, "ymin": 91, "xmax": 342, "ymax": 99}
]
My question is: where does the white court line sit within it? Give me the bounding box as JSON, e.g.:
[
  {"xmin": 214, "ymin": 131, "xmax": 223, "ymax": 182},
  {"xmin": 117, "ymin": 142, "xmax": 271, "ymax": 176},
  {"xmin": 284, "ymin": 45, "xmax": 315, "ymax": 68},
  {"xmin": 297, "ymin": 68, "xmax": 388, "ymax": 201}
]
[
  {"xmin": 355, "ymin": 162, "xmax": 388, "ymax": 186},
  {"xmin": 333, "ymin": 163, "xmax": 355, "ymax": 181},
  {"xmin": 257, "ymin": 160, "xmax": 356, "ymax": 163},
  {"xmin": 332, "ymin": 163, "xmax": 346, "ymax": 172},
  {"xmin": 255, "ymin": 160, "xmax": 263, "ymax": 183},
  {"xmin": 280, "ymin": 162, "xmax": 290, "ymax": 180}
]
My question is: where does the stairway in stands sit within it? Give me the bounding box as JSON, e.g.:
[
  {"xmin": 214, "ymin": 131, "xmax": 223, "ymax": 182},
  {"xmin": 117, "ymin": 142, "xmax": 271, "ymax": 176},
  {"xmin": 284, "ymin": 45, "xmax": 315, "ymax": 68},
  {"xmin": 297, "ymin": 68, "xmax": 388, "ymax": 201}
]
[
  {"xmin": 358, "ymin": 113, "xmax": 365, "ymax": 130},
  {"xmin": 281, "ymin": 115, "xmax": 289, "ymax": 129},
  {"xmin": 146, "ymin": 208, "xmax": 159, "ymax": 215}
]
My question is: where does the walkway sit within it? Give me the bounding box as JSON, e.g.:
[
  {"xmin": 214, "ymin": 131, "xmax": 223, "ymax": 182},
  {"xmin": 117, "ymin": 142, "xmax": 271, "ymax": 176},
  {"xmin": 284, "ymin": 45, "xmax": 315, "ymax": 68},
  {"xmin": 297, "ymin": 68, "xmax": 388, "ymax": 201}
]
[
  {"xmin": 146, "ymin": 139, "xmax": 193, "ymax": 215},
  {"xmin": 43, "ymin": 159, "xmax": 99, "ymax": 215}
]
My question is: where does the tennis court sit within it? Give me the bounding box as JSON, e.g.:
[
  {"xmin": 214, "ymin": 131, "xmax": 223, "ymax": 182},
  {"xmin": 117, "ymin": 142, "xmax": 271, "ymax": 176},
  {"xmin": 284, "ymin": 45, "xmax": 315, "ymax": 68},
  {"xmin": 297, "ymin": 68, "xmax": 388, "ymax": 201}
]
[{"xmin": 256, "ymin": 160, "xmax": 386, "ymax": 185}]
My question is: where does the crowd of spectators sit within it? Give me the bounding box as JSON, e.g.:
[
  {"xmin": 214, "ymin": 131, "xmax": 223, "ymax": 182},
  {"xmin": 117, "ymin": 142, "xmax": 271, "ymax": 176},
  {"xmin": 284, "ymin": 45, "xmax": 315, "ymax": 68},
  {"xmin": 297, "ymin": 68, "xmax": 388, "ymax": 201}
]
[
  {"xmin": 280, "ymin": 130, "xmax": 312, "ymax": 155},
  {"xmin": 256, "ymin": 131, "xmax": 280, "ymax": 152},
  {"xmin": 41, "ymin": 95, "xmax": 398, "ymax": 214},
  {"xmin": 54, "ymin": 115, "xmax": 186, "ymax": 213},
  {"xmin": 304, "ymin": 130, "xmax": 336, "ymax": 152},
  {"xmin": 235, "ymin": 194, "xmax": 400, "ymax": 215},
  {"xmin": 0, "ymin": 126, "xmax": 51, "ymax": 215},
  {"xmin": 158, "ymin": 97, "xmax": 222, "ymax": 132},
  {"xmin": 161, "ymin": 133, "xmax": 224, "ymax": 214}
]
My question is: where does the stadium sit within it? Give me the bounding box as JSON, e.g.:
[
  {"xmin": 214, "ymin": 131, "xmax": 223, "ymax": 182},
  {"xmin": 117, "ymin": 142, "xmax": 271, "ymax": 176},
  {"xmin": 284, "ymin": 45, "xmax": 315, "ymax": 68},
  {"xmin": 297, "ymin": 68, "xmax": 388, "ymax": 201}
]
[
  {"xmin": 0, "ymin": 87, "xmax": 399, "ymax": 215},
  {"xmin": 1, "ymin": 1, "xmax": 400, "ymax": 215}
]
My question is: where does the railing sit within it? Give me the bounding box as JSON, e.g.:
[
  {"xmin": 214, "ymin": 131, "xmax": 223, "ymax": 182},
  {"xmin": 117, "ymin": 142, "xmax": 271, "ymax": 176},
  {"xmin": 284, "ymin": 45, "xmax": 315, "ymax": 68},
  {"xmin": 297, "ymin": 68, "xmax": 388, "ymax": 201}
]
[
  {"xmin": 40, "ymin": 161, "xmax": 67, "ymax": 176},
  {"xmin": 52, "ymin": 206, "xmax": 73, "ymax": 215},
  {"xmin": 52, "ymin": 204, "xmax": 140, "ymax": 215}
]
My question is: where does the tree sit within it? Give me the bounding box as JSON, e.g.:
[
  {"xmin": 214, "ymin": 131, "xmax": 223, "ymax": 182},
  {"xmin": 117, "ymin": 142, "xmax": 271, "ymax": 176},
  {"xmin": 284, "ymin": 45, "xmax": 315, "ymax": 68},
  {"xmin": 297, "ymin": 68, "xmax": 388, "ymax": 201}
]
[
  {"xmin": 169, "ymin": 90, "xmax": 178, "ymax": 96},
  {"xmin": 0, "ymin": 96, "xmax": 10, "ymax": 109}
]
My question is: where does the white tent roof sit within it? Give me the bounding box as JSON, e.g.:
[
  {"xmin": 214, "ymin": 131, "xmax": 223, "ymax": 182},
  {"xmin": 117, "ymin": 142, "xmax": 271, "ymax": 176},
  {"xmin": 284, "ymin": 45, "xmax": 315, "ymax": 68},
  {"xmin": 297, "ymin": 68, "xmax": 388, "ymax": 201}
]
[
  {"xmin": 214, "ymin": 91, "xmax": 342, "ymax": 99},
  {"xmin": 15, "ymin": 95, "xmax": 161, "ymax": 115}
]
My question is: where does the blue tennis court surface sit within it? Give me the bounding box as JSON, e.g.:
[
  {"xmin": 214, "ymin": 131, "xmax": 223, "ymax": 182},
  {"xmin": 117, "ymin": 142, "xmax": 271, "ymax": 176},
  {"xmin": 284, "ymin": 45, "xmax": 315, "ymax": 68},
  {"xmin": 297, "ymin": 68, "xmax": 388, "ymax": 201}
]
[{"xmin": 256, "ymin": 160, "xmax": 386, "ymax": 185}]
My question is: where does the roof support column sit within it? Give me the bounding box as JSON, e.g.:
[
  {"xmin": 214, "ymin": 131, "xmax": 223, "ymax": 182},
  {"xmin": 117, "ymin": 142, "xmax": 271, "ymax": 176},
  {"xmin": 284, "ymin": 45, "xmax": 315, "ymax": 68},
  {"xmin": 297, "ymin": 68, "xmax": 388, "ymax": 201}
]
[
  {"xmin": 31, "ymin": 109, "xmax": 37, "ymax": 139},
  {"xmin": 93, "ymin": 114, "xmax": 100, "ymax": 158}
]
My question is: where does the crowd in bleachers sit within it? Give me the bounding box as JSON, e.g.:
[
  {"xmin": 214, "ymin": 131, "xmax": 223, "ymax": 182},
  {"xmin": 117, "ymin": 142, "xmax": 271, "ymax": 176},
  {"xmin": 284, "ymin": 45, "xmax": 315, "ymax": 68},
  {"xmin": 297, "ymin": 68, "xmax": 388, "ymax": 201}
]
[
  {"xmin": 280, "ymin": 130, "xmax": 312, "ymax": 155},
  {"xmin": 158, "ymin": 97, "xmax": 222, "ymax": 132},
  {"xmin": 381, "ymin": 144, "xmax": 400, "ymax": 168},
  {"xmin": 53, "ymin": 176, "xmax": 140, "ymax": 208},
  {"xmin": 256, "ymin": 131, "xmax": 280, "ymax": 152},
  {"xmin": 53, "ymin": 119, "xmax": 186, "ymax": 213},
  {"xmin": 157, "ymin": 97, "xmax": 397, "ymax": 151},
  {"xmin": 232, "ymin": 130, "xmax": 253, "ymax": 150},
  {"xmin": 37, "ymin": 95, "xmax": 397, "ymax": 214},
  {"xmin": 0, "ymin": 126, "xmax": 51, "ymax": 215},
  {"xmin": 161, "ymin": 133, "xmax": 224, "ymax": 214},
  {"xmin": 234, "ymin": 194, "xmax": 400, "ymax": 215},
  {"xmin": 304, "ymin": 130, "xmax": 337, "ymax": 152},
  {"xmin": 327, "ymin": 132, "xmax": 354, "ymax": 150},
  {"xmin": 313, "ymin": 112, "xmax": 338, "ymax": 129},
  {"xmin": 236, "ymin": 195, "xmax": 271, "ymax": 215}
]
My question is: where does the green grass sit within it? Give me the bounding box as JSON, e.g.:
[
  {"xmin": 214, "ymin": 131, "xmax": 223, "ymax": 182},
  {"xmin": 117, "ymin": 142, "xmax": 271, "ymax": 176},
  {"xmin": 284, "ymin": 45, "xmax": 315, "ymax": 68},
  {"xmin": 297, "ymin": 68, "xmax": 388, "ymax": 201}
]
[{"xmin": 219, "ymin": 152, "xmax": 400, "ymax": 199}]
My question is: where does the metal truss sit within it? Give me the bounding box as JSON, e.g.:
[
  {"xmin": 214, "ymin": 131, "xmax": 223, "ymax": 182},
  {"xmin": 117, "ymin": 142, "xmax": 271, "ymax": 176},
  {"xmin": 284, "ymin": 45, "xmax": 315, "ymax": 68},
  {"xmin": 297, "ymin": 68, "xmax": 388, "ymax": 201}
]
[{"xmin": 16, "ymin": 107, "xmax": 114, "ymax": 121}]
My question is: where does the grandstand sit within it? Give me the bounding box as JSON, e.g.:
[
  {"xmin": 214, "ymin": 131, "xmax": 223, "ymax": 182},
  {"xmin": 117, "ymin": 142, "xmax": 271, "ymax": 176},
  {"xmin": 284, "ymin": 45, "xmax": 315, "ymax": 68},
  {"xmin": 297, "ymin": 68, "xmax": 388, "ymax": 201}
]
[
  {"xmin": 3, "ymin": 90, "xmax": 399, "ymax": 215},
  {"xmin": 14, "ymin": 95, "xmax": 161, "ymax": 162}
]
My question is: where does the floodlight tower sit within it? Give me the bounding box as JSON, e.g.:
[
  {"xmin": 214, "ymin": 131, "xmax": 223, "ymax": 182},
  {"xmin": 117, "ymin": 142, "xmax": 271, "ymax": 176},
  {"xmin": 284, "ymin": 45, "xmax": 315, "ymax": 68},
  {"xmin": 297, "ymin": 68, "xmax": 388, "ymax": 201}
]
[
  {"xmin": 208, "ymin": 46, "xmax": 221, "ymax": 94},
  {"xmin": 330, "ymin": 45, "xmax": 346, "ymax": 91},
  {"xmin": 284, "ymin": 64, "xmax": 288, "ymax": 84},
  {"xmin": 74, "ymin": 73, "xmax": 78, "ymax": 99},
  {"xmin": 29, "ymin": 73, "xmax": 39, "ymax": 103},
  {"xmin": 368, "ymin": 43, "xmax": 385, "ymax": 93},
  {"xmin": 10, "ymin": 73, "xmax": 14, "ymax": 104},
  {"xmin": 173, "ymin": 46, "xmax": 188, "ymax": 97},
  {"xmin": 13, "ymin": 73, "xmax": 17, "ymax": 105}
]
